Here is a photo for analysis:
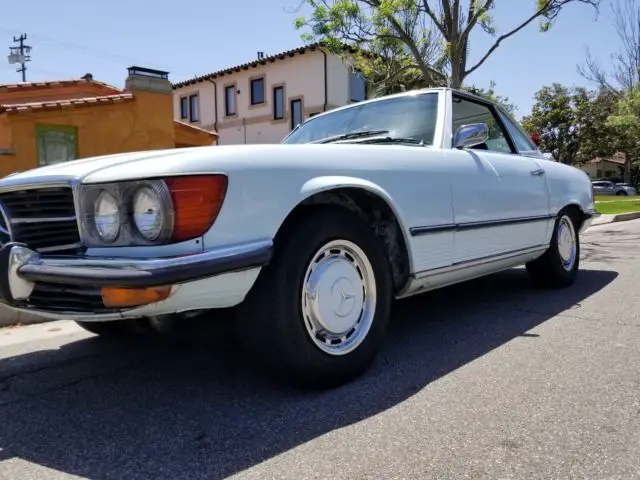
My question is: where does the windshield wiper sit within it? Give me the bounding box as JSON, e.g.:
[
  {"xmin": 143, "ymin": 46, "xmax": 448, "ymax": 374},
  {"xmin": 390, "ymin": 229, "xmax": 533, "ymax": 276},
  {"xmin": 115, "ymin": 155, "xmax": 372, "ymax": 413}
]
[
  {"xmin": 312, "ymin": 129, "xmax": 390, "ymax": 144},
  {"xmin": 352, "ymin": 136, "xmax": 426, "ymax": 146}
]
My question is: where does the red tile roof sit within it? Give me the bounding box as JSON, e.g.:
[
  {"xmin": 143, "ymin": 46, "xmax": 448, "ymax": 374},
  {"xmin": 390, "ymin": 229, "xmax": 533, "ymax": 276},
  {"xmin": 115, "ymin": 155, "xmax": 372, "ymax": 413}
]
[
  {"xmin": 0, "ymin": 93, "xmax": 134, "ymax": 115},
  {"xmin": 173, "ymin": 42, "xmax": 361, "ymax": 89},
  {"xmin": 0, "ymin": 78, "xmax": 121, "ymax": 95},
  {"xmin": 588, "ymin": 152, "xmax": 627, "ymax": 165},
  {"xmin": 174, "ymin": 120, "xmax": 218, "ymax": 136}
]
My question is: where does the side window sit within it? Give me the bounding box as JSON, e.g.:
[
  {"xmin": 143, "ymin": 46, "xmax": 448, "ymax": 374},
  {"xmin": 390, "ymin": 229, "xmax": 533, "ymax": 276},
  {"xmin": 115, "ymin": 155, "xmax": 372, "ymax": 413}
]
[
  {"xmin": 498, "ymin": 110, "xmax": 537, "ymax": 153},
  {"xmin": 452, "ymin": 96, "xmax": 513, "ymax": 154}
]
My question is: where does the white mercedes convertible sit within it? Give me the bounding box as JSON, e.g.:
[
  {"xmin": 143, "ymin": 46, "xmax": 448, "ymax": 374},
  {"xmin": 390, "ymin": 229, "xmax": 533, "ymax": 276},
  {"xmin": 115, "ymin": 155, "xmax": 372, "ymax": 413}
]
[{"xmin": 0, "ymin": 88, "xmax": 597, "ymax": 388}]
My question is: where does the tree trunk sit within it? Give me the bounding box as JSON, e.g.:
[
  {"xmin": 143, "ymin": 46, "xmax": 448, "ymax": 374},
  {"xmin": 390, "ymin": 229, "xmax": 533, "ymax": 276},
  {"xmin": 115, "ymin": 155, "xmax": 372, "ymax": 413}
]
[{"xmin": 624, "ymin": 157, "xmax": 632, "ymax": 184}]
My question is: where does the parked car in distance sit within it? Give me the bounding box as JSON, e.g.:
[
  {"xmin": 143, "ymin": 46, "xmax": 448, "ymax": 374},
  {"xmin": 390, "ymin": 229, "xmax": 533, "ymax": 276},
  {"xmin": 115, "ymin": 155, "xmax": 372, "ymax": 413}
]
[
  {"xmin": 592, "ymin": 180, "xmax": 637, "ymax": 196},
  {"xmin": 0, "ymin": 88, "xmax": 598, "ymax": 389}
]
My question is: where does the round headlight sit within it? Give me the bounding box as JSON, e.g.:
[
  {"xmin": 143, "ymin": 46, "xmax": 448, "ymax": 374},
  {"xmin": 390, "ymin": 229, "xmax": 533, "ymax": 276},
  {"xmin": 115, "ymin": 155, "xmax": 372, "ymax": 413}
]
[
  {"xmin": 132, "ymin": 186, "xmax": 164, "ymax": 241},
  {"xmin": 94, "ymin": 191, "xmax": 120, "ymax": 243}
]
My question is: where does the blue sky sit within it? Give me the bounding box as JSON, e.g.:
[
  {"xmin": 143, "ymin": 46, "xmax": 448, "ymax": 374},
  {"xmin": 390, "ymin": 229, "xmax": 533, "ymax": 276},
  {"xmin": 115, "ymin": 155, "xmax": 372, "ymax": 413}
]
[{"xmin": 0, "ymin": 0, "xmax": 620, "ymax": 118}]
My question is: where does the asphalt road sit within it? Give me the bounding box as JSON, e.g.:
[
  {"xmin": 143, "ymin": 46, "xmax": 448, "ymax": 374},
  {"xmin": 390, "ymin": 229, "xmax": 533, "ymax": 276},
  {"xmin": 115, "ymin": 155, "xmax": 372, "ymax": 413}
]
[{"xmin": 1, "ymin": 220, "xmax": 639, "ymax": 480}]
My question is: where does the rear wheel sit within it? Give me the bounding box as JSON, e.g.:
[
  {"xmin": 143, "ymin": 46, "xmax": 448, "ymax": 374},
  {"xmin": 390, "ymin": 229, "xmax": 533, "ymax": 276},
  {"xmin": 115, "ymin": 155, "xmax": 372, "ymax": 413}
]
[
  {"xmin": 616, "ymin": 190, "xmax": 627, "ymax": 196},
  {"xmin": 526, "ymin": 208, "xmax": 580, "ymax": 288},
  {"xmin": 238, "ymin": 207, "xmax": 394, "ymax": 389}
]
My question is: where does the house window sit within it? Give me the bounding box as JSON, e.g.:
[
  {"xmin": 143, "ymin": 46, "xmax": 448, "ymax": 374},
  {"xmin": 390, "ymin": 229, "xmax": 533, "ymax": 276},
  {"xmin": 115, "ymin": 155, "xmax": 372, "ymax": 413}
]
[
  {"xmin": 251, "ymin": 77, "xmax": 265, "ymax": 105},
  {"xmin": 349, "ymin": 71, "xmax": 366, "ymax": 102},
  {"xmin": 188, "ymin": 94, "xmax": 199, "ymax": 122},
  {"xmin": 291, "ymin": 99, "xmax": 303, "ymax": 130},
  {"xmin": 35, "ymin": 124, "xmax": 78, "ymax": 166},
  {"xmin": 225, "ymin": 85, "xmax": 236, "ymax": 116},
  {"xmin": 273, "ymin": 86, "xmax": 284, "ymax": 120},
  {"xmin": 180, "ymin": 97, "xmax": 188, "ymax": 119}
]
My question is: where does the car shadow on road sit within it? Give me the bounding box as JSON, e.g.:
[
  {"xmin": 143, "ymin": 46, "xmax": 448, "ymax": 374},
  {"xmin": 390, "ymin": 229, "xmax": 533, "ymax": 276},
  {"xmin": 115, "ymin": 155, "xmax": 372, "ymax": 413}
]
[{"xmin": 0, "ymin": 268, "xmax": 618, "ymax": 480}]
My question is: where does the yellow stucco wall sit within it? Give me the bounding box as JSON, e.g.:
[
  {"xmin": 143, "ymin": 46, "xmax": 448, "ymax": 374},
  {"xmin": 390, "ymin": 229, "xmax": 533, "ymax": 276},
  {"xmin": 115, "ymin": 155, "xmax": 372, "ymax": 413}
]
[{"xmin": 0, "ymin": 89, "xmax": 175, "ymax": 178}]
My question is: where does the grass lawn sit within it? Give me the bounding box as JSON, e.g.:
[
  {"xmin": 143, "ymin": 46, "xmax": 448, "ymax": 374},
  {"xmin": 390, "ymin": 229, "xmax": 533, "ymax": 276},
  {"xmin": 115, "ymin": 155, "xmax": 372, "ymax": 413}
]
[
  {"xmin": 595, "ymin": 197, "xmax": 640, "ymax": 214},
  {"xmin": 594, "ymin": 195, "xmax": 640, "ymax": 203}
]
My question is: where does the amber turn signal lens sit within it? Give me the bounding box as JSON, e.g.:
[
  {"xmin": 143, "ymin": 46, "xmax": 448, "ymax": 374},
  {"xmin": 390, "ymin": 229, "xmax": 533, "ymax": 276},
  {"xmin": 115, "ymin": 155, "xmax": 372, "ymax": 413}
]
[
  {"xmin": 165, "ymin": 175, "xmax": 228, "ymax": 242},
  {"xmin": 102, "ymin": 286, "xmax": 172, "ymax": 308}
]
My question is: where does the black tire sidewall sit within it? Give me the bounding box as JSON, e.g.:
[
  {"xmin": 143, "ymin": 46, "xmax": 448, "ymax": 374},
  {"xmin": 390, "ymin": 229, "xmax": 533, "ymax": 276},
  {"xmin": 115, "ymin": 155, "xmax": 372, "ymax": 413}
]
[
  {"xmin": 239, "ymin": 207, "xmax": 394, "ymax": 387},
  {"xmin": 549, "ymin": 211, "xmax": 580, "ymax": 282}
]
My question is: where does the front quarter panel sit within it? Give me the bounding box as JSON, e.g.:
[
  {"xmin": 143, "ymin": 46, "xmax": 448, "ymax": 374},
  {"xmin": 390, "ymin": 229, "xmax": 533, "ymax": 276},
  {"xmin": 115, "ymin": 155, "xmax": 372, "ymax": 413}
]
[{"xmin": 538, "ymin": 159, "xmax": 595, "ymax": 216}]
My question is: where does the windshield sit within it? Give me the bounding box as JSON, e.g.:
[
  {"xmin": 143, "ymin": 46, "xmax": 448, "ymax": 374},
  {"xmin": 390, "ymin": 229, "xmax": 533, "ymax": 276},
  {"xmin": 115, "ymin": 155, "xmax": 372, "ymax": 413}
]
[{"xmin": 282, "ymin": 92, "xmax": 439, "ymax": 145}]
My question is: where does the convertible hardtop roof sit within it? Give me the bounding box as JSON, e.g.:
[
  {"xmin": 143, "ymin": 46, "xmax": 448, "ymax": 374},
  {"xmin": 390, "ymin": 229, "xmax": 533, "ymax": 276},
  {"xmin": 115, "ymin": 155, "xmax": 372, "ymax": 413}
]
[{"xmin": 305, "ymin": 87, "xmax": 496, "ymax": 123}]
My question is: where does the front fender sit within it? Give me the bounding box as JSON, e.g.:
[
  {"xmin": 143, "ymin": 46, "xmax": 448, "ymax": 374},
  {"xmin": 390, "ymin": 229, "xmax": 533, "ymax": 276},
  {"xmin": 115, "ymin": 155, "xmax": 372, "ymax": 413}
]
[{"xmin": 299, "ymin": 175, "xmax": 410, "ymax": 234}]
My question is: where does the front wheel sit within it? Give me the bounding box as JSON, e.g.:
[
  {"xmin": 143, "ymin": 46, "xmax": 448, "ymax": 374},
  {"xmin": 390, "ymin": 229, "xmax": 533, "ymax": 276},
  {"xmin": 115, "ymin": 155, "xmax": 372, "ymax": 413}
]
[
  {"xmin": 616, "ymin": 190, "xmax": 627, "ymax": 196},
  {"xmin": 526, "ymin": 209, "xmax": 580, "ymax": 288},
  {"xmin": 238, "ymin": 207, "xmax": 394, "ymax": 389}
]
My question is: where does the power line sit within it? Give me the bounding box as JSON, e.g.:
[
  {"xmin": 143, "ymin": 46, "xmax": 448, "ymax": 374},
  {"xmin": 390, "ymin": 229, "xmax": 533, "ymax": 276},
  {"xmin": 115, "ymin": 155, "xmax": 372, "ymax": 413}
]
[
  {"xmin": 0, "ymin": 26, "xmax": 183, "ymax": 76},
  {"xmin": 7, "ymin": 33, "xmax": 32, "ymax": 82}
]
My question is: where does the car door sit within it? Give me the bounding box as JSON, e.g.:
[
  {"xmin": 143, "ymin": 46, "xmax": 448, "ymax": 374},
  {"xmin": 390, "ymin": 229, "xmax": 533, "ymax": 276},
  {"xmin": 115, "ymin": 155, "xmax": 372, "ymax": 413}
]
[{"xmin": 448, "ymin": 94, "xmax": 551, "ymax": 264}]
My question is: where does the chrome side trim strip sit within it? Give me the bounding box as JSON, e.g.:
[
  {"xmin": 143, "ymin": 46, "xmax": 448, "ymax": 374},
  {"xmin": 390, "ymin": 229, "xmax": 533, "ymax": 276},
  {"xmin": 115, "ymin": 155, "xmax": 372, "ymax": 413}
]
[
  {"xmin": 413, "ymin": 244, "xmax": 547, "ymax": 279},
  {"xmin": 410, "ymin": 214, "xmax": 555, "ymax": 237}
]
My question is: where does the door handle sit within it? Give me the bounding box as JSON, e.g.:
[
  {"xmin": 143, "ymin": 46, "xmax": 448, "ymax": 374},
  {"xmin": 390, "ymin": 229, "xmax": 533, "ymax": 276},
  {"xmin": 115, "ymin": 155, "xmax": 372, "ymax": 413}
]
[{"xmin": 530, "ymin": 168, "xmax": 545, "ymax": 176}]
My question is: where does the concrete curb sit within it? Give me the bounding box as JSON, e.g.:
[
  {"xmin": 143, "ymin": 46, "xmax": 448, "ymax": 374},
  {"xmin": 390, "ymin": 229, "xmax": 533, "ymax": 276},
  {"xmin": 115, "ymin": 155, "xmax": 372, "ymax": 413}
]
[
  {"xmin": 592, "ymin": 211, "xmax": 640, "ymax": 226},
  {"xmin": 0, "ymin": 304, "xmax": 48, "ymax": 328}
]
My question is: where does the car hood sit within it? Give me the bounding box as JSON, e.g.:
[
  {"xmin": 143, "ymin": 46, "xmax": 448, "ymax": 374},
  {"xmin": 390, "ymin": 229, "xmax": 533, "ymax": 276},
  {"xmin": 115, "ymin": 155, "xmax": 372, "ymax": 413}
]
[{"xmin": 0, "ymin": 143, "xmax": 438, "ymax": 188}]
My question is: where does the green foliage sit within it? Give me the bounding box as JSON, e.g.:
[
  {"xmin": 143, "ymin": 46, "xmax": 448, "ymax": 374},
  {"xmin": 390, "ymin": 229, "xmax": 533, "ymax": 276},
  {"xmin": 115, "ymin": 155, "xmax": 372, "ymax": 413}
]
[
  {"xmin": 607, "ymin": 86, "xmax": 640, "ymax": 180},
  {"xmin": 465, "ymin": 81, "xmax": 517, "ymax": 115},
  {"xmin": 521, "ymin": 82, "xmax": 638, "ymax": 183},
  {"xmin": 294, "ymin": 0, "xmax": 600, "ymax": 90},
  {"xmin": 521, "ymin": 84, "xmax": 580, "ymax": 164}
]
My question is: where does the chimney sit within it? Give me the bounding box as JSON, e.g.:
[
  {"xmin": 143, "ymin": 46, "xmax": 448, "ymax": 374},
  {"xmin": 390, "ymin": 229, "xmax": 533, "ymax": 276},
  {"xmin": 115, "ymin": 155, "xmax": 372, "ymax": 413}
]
[
  {"xmin": 257, "ymin": 51, "xmax": 264, "ymax": 60},
  {"xmin": 125, "ymin": 66, "xmax": 171, "ymax": 94},
  {"xmin": 81, "ymin": 73, "xmax": 93, "ymax": 81}
]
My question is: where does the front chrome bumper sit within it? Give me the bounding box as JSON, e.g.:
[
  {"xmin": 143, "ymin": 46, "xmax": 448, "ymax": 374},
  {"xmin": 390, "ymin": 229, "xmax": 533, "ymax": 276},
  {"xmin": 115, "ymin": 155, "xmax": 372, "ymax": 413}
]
[
  {"xmin": 580, "ymin": 208, "xmax": 600, "ymax": 232},
  {"xmin": 0, "ymin": 239, "xmax": 273, "ymax": 306}
]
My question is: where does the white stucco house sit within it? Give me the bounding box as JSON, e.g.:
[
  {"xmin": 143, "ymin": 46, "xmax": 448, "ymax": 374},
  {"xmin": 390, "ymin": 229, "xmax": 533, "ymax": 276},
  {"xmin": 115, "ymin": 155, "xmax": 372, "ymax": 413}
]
[{"xmin": 171, "ymin": 43, "xmax": 367, "ymax": 145}]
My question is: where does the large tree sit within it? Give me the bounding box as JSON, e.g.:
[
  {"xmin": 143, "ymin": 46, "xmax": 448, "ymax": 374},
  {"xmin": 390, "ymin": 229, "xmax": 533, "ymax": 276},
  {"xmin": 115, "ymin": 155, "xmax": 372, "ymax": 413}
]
[
  {"xmin": 295, "ymin": 0, "xmax": 600, "ymax": 89},
  {"xmin": 607, "ymin": 86, "xmax": 640, "ymax": 182},
  {"xmin": 521, "ymin": 83, "xmax": 635, "ymax": 181},
  {"xmin": 521, "ymin": 84, "xmax": 581, "ymax": 165}
]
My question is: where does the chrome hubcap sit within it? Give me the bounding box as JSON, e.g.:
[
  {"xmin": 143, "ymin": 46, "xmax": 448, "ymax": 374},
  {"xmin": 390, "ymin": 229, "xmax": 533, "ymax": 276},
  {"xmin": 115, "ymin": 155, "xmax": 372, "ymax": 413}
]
[
  {"xmin": 557, "ymin": 215, "xmax": 577, "ymax": 271},
  {"xmin": 301, "ymin": 239, "xmax": 376, "ymax": 356}
]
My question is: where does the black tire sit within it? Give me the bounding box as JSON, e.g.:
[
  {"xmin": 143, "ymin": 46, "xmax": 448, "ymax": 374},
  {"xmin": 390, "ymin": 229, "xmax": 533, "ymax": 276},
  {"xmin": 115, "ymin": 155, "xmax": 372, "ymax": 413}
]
[
  {"xmin": 526, "ymin": 208, "xmax": 580, "ymax": 288},
  {"xmin": 616, "ymin": 190, "xmax": 627, "ymax": 196},
  {"xmin": 237, "ymin": 207, "xmax": 394, "ymax": 389}
]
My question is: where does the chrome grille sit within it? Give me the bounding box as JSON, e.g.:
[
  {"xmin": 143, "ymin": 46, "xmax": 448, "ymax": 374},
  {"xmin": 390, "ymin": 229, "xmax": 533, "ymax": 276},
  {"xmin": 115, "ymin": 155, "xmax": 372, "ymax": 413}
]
[{"xmin": 0, "ymin": 186, "xmax": 82, "ymax": 253}]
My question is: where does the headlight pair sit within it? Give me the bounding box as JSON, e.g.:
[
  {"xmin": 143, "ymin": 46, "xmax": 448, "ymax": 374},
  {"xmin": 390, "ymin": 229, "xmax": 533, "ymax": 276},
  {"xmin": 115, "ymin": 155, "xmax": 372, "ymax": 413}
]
[
  {"xmin": 81, "ymin": 179, "xmax": 174, "ymax": 247},
  {"xmin": 79, "ymin": 175, "xmax": 229, "ymax": 248}
]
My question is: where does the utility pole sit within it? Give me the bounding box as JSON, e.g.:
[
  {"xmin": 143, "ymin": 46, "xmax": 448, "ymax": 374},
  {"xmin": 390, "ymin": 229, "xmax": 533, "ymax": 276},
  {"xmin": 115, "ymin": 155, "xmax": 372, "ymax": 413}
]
[{"xmin": 7, "ymin": 34, "xmax": 32, "ymax": 82}]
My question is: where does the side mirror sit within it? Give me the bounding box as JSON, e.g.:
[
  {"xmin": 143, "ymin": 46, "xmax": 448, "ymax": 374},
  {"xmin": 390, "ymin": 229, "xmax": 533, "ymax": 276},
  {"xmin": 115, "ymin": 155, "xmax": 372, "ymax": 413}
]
[{"xmin": 453, "ymin": 123, "xmax": 489, "ymax": 149}]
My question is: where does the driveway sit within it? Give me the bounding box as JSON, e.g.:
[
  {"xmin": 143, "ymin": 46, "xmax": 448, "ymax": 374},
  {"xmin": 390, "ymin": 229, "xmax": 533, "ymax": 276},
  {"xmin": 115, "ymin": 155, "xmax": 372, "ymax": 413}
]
[{"xmin": 0, "ymin": 220, "xmax": 639, "ymax": 479}]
